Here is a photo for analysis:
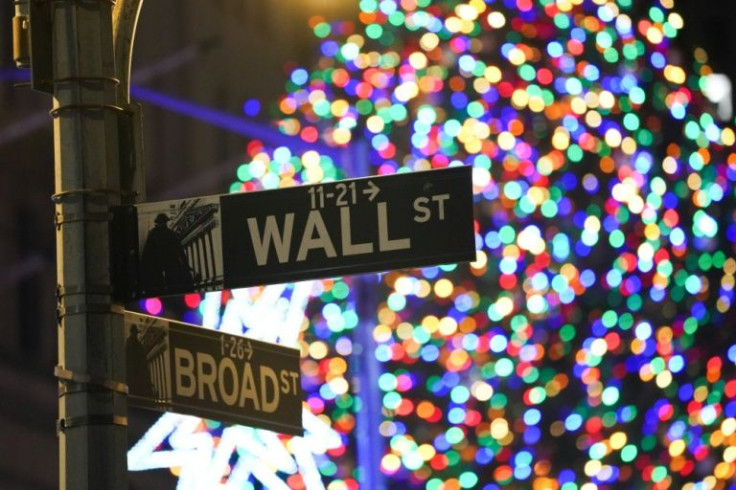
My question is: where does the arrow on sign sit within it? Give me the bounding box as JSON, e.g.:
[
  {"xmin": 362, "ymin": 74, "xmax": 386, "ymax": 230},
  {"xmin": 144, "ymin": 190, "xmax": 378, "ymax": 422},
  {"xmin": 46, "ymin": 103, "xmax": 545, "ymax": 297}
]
[
  {"xmin": 244, "ymin": 340, "xmax": 253, "ymax": 361},
  {"xmin": 119, "ymin": 166, "xmax": 475, "ymax": 299},
  {"xmin": 362, "ymin": 180, "xmax": 380, "ymax": 201},
  {"xmin": 125, "ymin": 311, "xmax": 303, "ymax": 434}
]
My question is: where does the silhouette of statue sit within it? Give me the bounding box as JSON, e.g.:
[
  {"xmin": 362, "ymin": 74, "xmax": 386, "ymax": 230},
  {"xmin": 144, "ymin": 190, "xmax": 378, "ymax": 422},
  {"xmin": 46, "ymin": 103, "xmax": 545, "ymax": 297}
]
[
  {"xmin": 140, "ymin": 213, "xmax": 195, "ymax": 293},
  {"xmin": 126, "ymin": 324, "xmax": 155, "ymax": 400}
]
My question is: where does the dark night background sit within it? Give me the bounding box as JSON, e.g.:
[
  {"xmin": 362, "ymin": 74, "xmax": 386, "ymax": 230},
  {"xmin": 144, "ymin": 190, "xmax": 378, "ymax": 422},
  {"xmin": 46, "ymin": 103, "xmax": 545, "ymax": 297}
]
[{"xmin": 0, "ymin": 1, "xmax": 734, "ymax": 488}]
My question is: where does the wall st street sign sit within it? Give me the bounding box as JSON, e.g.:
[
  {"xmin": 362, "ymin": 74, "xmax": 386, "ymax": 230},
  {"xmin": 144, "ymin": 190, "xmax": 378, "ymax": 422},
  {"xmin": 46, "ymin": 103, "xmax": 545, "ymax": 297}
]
[
  {"xmin": 125, "ymin": 311, "xmax": 303, "ymax": 435},
  {"xmin": 114, "ymin": 165, "xmax": 475, "ymax": 298}
]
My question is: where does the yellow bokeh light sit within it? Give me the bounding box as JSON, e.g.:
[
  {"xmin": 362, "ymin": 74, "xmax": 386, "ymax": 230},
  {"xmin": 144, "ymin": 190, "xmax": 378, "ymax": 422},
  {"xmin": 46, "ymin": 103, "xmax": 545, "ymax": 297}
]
[
  {"xmin": 438, "ymin": 316, "xmax": 458, "ymax": 336},
  {"xmin": 455, "ymin": 3, "xmax": 479, "ymax": 21},
  {"xmin": 332, "ymin": 127, "xmax": 352, "ymax": 145},
  {"xmin": 302, "ymin": 150, "xmax": 321, "ymax": 168},
  {"xmin": 662, "ymin": 156, "xmax": 678, "ymax": 174},
  {"xmin": 373, "ymin": 324, "xmax": 393, "ymax": 342},
  {"xmin": 598, "ymin": 90, "xmax": 615, "ymax": 109},
  {"xmin": 687, "ymin": 173, "xmax": 702, "ymax": 191},
  {"xmin": 308, "ymin": 341, "xmax": 329, "ymax": 360},
  {"xmin": 555, "ymin": 0, "xmax": 574, "ymax": 13},
  {"xmin": 508, "ymin": 47, "xmax": 526, "ymax": 66},
  {"xmin": 308, "ymin": 89, "xmax": 326, "ymax": 106},
  {"xmin": 305, "ymin": 165, "xmax": 324, "ymax": 183},
  {"xmin": 721, "ymin": 417, "xmax": 736, "ymax": 436},
  {"xmin": 473, "ymin": 121, "xmax": 491, "ymax": 139},
  {"xmin": 367, "ymin": 115, "xmax": 385, "ymax": 134},
  {"xmin": 723, "ymin": 446, "xmax": 736, "ymax": 463},
  {"xmin": 421, "ymin": 315, "xmax": 440, "ymax": 333},
  {"xmin": 464, "ymin": 138, "xmax": 483, "ymax": 155},
  {"xmin": 589, "ymin": 338, "xmax": 607, "ymax": 356},
  {"xmin": 445, "ymin": 16, "xmax": 463, "ymax": 33},
  {"xmin": 583, "ymin": 459, "xmax": 602, "ymax": 477},
  {"xmin": 495, "ymin": 296, "xmax": 514, "ymax": 318},
  {"xmin": 693, "ymin": 385, "xmax": 709, "ymax": 403},
  {"xmin": 585, "ymin": 110, "xmax": 602, "ymax": 128},
  {"xmin": 552, "ymin": 128, "xmax": 570, "ymax": 150},
  {"xmin": 669, "ymin": 439, "xmax": 686, "ymax": 457},
  {"xmin": 628, "ymin": 195, "xmax": 644, "ymax": 214},
  {"xmin": 448, "ymin": 349, "xmax": 470, "ymax": 370},
  {"xmin": 420, "ymin": 32, "xmax": 439, "ymax": 51},
  {"xmin": 381, "ymin": 454, "xmax": 402, "ymax": 473},
  {"xmin": 490, "ymin": 418, "xmax": 509, "ymax": 439},
  {"xmin": 395, "ymin": 81, "xmax": 419, "ymax": 102},
  {"xmin": 487, "ymin": 11, "xmax": 506, "ymax": 28},
  {"xmin": 396, "ymin": 322, "xmax": 413, "ymax": 340},
  {"xmin": 584, "ymin": 215, "xmax": 601, "ymax": 233},
  {"xmin": 528, "ymin": 186, "xmax": 547, "ymax": 205},
  {"xmin": 408, "ymin": 51, "xmax": 428, "ymax": 70},
  {"xmin": 609, "ymin": 432, "xmax": 627, "ymax": 450},
  {"xmin": 639, "ymin": 363, "xmax": 654, "ymax": 382},
  {"xmin": 330, "ymin": 99, "xmax": 349, "ymax": 118},
  {"xmin": 328, "ymin": 357, "xmax": 348, "ymax": 376},
  {"xmin": 646, "ymin": 26, "xmax": 664, "ymax": 45},
  {"xmin": 529, "ymin": 96, "xmax": 546, "ymax": 113},
  {"xmin": 471, "ymin": 380, "xmax": 494, "ymax": 401},
  {"xmin": 584, "ymin": 91, "xmax": 599, "ymax": 108},
  {"xmin": 474, "ymin": 77, "xmax": 491, "ymax": 94},
  {"xmin": 571, "ymin": 97, "xmax": 587, "ymax": 115},
  {"xmin": 394, "ymin": 276, "xmax": 415, "ymax": 295},
  {"xmin": 498, "ymin": 131, "xmax": 517, "ymax": 150},
  {"xmin": 714, "ymin": 461, "xmax": 735, "ymax": 480},
  {"xmin": 664, "ymin": 64, "xmax": 686, "ymax": 84},
  {"xmin": 604, "ymin": 128, "xmax": 622, "ymax": 147},
  {"xmin": 469, "ymin": 0, "xmax": 486, "ymax": 13},
  {"xmin": 537, "ymin": 155, "xmax": 554, "ymax": 175},
  {"xmin": 471, "ymin": 250, "xmax": 488, "ymax": 269},
  {"xmin": 621, "ymin": 137, "xmax": 637, "ymax": 155},
  {"xmin": 667, "ymin": 13, "xmax": 684, "ymax": 30},
  {"xmin": 328, "ymin": 376, "xmax": 349, "ymax": 395},
  {"xmin": 721, "ymin": 127, "xmax": 735, "ymax": 146},
  {"xmin": 346, "ymin": 34, "xmax": 364, "ymax": 48},
  {"xmin": 511, "ymin": 89, "xmax": 530, "ymax": 108},
  {"xmin": 417, "ymin": 444, "xmax": 436, "ymax": 461},
  {"xmin": 485, "ymin": 65, "xmax": 502, "ymax": 83},
  {"xmin": 644, "ymin": 223, "xmax": 660, "ymax": 240}
]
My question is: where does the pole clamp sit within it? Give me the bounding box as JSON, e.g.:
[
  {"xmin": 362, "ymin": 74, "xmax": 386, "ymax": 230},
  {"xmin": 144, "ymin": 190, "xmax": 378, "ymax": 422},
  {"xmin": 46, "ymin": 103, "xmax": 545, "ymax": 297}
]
[
  {"xmin": 54, "ymin": 211, "xmax": 112, "ymax": 228},
  {"xmin": 51, "ymin": 187, "xmax": 122, "ymax": 204},
  {"xmin": 56, "ymin": 415, "xmax": 128, "ymax": 435},
  {"xmin": 55, "ymin": 365, "xmax": 128, "ymax": 396},
  {"xmin": 50, "ymin": 103, "xmax": 127, "ymax": 118},
  {"xmin": 57, "ymin": 303, "xmax": 124, "ymax": 321},
  {"xmin": 51, "ymin": 75, "xmax": 120, "ymax": 86},
  {"xmin": 56, "ymin": 284, "xmax": 113, "ymax": 299}
]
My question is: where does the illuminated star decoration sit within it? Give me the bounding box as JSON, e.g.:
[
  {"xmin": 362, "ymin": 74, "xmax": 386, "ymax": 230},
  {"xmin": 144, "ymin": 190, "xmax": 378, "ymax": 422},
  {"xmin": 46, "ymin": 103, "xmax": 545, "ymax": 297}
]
[{"xmin": 129, "ymin": 283, "xmax": 344, "ymax": 489}]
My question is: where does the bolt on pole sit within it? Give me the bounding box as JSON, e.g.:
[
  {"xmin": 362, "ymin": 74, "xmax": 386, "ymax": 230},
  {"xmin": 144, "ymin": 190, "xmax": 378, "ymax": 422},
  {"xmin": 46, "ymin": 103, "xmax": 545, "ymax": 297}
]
[{"xmin": 51, "ymin": 0, "xmax": 128, "ymax": 487}]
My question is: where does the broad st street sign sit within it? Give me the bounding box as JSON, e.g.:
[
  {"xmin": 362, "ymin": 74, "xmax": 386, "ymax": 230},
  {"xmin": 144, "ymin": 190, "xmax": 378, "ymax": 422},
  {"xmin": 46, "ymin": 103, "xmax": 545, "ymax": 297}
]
[
  {"xmin": 124, "ymin": 311, "xmax": 303, "ymax": 435},
  {"xmin": 113, "ymin": 165, "xmax": 475, "ymax": 299}
]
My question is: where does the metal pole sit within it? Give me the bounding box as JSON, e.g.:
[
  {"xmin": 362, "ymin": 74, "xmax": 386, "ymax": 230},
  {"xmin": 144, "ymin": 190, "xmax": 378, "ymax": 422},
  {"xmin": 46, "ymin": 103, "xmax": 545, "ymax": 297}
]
[{"xmin": 52, "ymin": 0, "xmax": 127, "ymax": 487}]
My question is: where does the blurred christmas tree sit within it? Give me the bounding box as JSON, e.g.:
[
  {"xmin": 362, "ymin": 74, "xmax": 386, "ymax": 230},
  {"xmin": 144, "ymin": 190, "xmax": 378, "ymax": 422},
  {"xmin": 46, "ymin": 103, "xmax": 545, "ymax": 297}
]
[{"xmin": 132, "ymin": 0, "xmax": 736, "ymax": 488}]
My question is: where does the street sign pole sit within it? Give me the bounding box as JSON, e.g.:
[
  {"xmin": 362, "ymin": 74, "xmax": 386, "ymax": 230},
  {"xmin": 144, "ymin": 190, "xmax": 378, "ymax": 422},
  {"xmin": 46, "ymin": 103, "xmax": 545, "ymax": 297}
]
[{"xmin": 50, "ymin": 0, "xmax": 128, "ymax": 487}]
